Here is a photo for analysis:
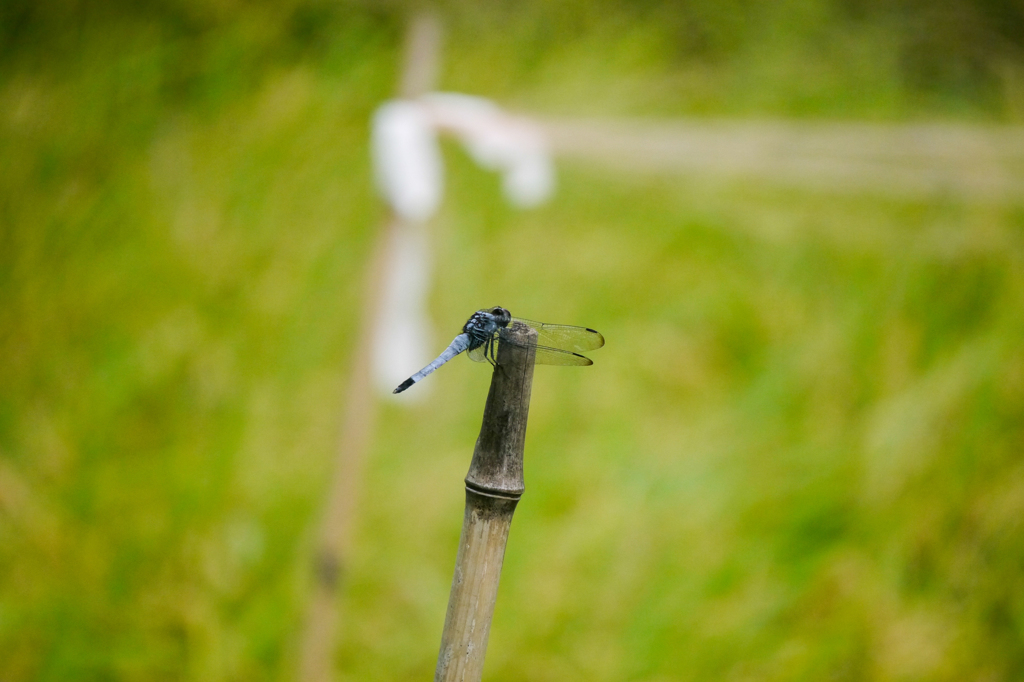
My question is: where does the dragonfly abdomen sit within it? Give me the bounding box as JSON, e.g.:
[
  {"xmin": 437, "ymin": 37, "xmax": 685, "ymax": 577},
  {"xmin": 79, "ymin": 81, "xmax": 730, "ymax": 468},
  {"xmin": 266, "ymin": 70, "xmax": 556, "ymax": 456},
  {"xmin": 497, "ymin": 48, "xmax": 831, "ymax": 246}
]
[{"xmin": 393, "ymin": 333, "xmax": 472, "ymax": 394}]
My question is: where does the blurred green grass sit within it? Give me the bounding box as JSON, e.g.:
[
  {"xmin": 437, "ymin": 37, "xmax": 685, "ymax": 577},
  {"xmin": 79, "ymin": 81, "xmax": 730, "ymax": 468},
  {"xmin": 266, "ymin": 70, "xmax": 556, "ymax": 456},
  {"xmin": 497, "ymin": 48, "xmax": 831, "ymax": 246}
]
[{"xmin": 2, "ymin": 2, "xmax": 1024, "ymax": 681}]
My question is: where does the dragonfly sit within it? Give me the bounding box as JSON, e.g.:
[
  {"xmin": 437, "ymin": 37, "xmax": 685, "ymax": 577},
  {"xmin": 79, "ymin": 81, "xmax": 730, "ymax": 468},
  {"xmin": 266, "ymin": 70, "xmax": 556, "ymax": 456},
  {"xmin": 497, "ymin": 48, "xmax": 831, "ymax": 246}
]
[{"xmin": 393, "ymin": 306, "xmax": 605, "ymax": 394}]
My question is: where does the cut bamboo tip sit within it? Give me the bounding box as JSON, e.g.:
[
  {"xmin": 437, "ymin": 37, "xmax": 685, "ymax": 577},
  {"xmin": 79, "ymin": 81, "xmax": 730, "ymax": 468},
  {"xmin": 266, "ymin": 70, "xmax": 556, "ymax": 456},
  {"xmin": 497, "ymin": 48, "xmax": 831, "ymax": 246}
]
[{"xmin": 435, "ymin": 322, "xmax": 537, "ymax": 682}]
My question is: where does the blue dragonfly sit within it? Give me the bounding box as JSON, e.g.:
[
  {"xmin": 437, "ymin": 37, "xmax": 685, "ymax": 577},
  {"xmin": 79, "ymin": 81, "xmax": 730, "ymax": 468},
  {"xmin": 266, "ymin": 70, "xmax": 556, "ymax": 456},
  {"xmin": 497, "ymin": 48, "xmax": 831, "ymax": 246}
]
[{"xmin": 393, "ymin": 307, "xmax": 605, "ymax": 394}]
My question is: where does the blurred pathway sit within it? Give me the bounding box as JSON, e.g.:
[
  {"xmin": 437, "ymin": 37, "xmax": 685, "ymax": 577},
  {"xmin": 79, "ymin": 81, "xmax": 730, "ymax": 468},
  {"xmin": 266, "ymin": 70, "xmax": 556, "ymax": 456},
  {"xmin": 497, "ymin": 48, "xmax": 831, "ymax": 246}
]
[
  {"xmin": 543, "ymin": 118, "xmax": 1024, "ymax": 202},
  {"xmin": 296, "ymin": 13, "xmax": 443, "ymax": 682}
]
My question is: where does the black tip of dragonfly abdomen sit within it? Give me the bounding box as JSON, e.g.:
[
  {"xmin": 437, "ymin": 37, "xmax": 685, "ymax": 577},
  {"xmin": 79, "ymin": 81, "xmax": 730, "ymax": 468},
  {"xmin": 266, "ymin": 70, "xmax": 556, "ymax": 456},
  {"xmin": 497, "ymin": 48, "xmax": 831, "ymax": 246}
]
[{"xmin": 393, "ymin": 378, "xmax": 415, "ymax": 394}]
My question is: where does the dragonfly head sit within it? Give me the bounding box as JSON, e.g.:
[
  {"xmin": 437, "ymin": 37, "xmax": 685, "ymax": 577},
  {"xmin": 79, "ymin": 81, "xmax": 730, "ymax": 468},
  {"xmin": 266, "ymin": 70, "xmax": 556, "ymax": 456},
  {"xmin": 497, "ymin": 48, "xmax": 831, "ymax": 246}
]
[{"xmin": 484, "ymin": 306, "xmax": 512, "ymax": 327}]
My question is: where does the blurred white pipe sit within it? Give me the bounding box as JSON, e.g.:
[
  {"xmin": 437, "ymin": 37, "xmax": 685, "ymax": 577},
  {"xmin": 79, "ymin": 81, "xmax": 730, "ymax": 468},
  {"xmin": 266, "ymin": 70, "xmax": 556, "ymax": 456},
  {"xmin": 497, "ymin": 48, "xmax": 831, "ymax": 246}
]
[
  {"xmin": 541, "ymin": 118, "xmax": 1024, "ymax": 202},
  {"xmin": 424, "ymin": 93, "xmax": 555, "ymax": 207},
  {"xmin": 372, "ymin": 101, "xmax": 444, "ymax": 222},
  {"xmin": 371, "ymin": 220, "xmax": 435, "ymax": 398}
]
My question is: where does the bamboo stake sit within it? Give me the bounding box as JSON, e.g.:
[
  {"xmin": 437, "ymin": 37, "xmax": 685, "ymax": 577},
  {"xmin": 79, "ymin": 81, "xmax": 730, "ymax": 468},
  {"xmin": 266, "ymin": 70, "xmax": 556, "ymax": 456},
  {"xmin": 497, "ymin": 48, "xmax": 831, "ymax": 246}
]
[
  {"xmin": 297, "ymin": 13, "xmax": 442, "ymax": 682},
  {"xmin": 435, "ymin": 322, "xmax": 538, "ymax": 682}
]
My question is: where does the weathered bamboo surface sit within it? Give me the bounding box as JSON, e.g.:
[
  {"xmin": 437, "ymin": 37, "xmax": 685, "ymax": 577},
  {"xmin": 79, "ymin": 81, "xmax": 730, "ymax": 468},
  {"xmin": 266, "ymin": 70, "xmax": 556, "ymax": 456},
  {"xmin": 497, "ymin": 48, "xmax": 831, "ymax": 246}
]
[
  {"xmin": 435, "ymin": 492, "xmax": 519, "ymax": 682},
  {"xmin": 435, "ymin": 322, "xmax": 537, "ymax": 682}
]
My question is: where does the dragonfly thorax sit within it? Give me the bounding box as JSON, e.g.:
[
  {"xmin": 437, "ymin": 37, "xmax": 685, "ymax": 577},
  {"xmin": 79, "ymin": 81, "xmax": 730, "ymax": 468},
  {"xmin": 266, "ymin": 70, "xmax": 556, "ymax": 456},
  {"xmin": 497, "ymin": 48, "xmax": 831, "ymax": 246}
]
[{"xmin": 463, "ymin": 307, "xmax": 511, "ymax": 346}]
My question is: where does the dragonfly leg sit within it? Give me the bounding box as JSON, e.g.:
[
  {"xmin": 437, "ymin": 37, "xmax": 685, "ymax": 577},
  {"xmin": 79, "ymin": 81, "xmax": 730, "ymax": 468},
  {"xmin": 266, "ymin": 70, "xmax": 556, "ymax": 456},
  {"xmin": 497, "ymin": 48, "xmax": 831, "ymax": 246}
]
[{"xmin": 485, "ymin": 337, "xmax": 497, "ymax": 367}]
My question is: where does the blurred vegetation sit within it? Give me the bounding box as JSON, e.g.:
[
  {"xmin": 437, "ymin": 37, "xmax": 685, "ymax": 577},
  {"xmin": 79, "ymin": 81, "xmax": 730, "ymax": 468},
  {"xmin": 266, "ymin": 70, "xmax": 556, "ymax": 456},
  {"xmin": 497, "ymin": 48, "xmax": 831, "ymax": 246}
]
[{"xmin": 2, "ymin": 1, "xmax": 1024, "ymax": 680}]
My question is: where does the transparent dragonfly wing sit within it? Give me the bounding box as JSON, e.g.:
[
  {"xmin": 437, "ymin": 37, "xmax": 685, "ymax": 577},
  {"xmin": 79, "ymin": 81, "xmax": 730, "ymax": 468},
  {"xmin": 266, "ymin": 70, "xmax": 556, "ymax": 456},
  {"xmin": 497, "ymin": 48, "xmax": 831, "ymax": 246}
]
[
  {"xmin": 467, "ymin": 317, "xmax": 603, "ymax": 366},
  {"xmin": 532, "ymin": 343, "xmax": 593, "ymax": 366},
  {"xmin": 491, "ymin": 329, "xmax": 594, "ymax": 366},
  {"xmin": 510, "ymin": 317, "xmax": 605, "ymax": 353},
  {"xmin": 467, "ymin": 342, "xmax": 490, "ymax": 363}
]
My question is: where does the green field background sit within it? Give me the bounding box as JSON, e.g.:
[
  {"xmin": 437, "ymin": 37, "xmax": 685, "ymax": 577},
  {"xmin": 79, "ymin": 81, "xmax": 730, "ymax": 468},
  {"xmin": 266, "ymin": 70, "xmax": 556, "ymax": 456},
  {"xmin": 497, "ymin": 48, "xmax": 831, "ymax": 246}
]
[{"xmin": 2, "ymin": 1, "xmax": 1024, "ymax": 680}]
